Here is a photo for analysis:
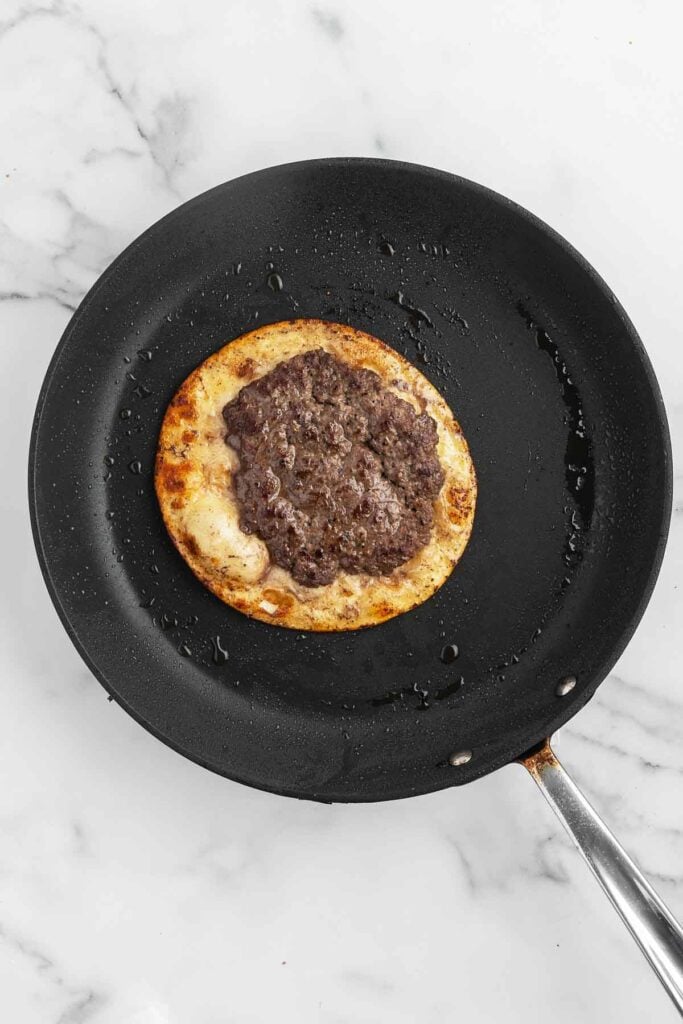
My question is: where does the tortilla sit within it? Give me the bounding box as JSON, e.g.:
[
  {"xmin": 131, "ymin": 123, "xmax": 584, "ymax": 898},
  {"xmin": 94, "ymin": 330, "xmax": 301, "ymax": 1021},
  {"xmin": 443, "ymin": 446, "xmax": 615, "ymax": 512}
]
[{"xmin": 155, "ymin": 319, "xmax": 476, "ymax": 631}]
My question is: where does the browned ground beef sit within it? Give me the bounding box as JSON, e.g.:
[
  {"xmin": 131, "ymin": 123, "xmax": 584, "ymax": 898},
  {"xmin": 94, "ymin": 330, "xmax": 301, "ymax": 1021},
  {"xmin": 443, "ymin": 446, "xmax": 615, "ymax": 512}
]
[{"xmin": 222, "ymin": 349, "xmax": 444, "ymax": 587}]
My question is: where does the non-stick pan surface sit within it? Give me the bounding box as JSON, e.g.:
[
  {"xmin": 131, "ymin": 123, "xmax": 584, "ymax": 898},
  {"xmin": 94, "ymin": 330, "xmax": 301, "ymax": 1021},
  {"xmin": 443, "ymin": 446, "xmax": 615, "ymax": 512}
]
[{"xmin": 30, "ymin": 159, "xmax": 672, "ymax": 802}]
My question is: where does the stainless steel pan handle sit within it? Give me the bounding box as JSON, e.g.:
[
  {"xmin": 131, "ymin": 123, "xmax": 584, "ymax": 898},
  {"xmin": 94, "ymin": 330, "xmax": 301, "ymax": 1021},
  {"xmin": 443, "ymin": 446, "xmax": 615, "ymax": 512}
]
[{"xmin": 521, "ymin": 742, "xmax": 683, "ymax": 1015}]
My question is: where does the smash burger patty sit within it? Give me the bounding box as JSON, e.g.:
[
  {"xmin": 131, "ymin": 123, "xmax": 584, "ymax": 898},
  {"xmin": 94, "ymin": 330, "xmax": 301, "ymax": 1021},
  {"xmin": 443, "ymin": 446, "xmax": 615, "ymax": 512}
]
[
  {"xmin": 155, "ymin": 319, "xmax": 476, "ymax": 631},
  {"xmin": 222, "ymin": 349, "xmax": 445, "ymax": 587}
]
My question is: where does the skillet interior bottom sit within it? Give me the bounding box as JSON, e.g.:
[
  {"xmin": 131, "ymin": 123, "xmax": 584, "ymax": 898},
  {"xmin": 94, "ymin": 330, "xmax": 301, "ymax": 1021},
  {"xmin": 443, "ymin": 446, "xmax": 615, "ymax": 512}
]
[{"xmin": 30, "ymin": 159, "xmax": 671, "ymax": 801}]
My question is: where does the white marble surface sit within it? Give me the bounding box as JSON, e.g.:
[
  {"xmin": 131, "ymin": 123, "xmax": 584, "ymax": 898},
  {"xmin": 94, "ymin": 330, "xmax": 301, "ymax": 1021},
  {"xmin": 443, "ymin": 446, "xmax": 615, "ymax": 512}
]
[{"xmin": 1, "ymin": 0, "xmax": 682, "ymax": 1020}]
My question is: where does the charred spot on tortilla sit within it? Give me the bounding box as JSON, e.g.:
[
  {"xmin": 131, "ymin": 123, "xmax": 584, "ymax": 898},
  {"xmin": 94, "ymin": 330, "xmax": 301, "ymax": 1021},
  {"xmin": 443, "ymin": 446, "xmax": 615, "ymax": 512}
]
[{"xmin": 155, "ymin": 319, "xmax": 476, "ymax": 631}]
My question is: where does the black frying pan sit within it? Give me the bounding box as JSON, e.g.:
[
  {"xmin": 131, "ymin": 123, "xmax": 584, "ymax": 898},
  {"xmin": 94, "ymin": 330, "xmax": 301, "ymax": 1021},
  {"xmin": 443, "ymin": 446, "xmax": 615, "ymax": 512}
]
[{"xmin": 29, "ymin": 159, "xmax": 683, "ymax": 1007}]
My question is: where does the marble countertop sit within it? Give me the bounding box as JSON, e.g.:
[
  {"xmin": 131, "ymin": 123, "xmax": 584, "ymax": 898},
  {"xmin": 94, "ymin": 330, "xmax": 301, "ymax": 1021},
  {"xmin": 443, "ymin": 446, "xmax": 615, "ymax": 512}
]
[{"xmin": 2, "ymin": 1, "xmax": 682, "ymax": 1021}]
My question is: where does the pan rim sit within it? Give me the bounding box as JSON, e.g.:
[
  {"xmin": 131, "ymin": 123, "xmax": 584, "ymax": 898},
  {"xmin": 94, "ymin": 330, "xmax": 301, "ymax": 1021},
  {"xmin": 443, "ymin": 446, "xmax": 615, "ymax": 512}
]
[{"xmin": 28, "ymin": 157, "xmax": 673, "ymax": 802}]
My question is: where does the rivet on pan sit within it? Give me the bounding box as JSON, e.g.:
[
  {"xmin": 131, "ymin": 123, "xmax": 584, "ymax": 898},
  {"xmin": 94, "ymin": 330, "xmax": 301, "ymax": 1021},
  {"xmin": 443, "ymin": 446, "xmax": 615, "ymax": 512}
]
[
  {"xmin": 448, "ymin": 750, "xmax": 472, "ymax": 767},
  {"xmin": 556, "ymin": 675, "xmax": 577, "ymax": 697}
]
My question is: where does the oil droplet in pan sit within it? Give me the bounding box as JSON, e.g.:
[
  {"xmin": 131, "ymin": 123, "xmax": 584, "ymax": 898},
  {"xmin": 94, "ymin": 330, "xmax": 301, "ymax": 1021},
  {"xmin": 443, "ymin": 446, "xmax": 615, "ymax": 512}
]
[
  {"xmin": 212, "ymin": 636, "xmax": 228, "ymax": 665},
  {"xmin": 440, "ymin": 643, "xmax": 459, "ymax": 664}
]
